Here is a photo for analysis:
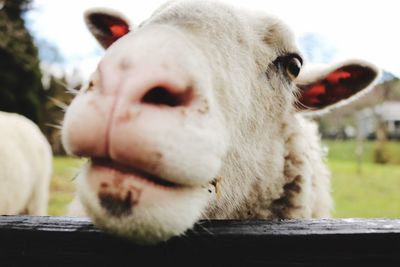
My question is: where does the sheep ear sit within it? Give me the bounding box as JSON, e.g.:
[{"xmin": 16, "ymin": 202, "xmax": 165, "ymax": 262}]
[
  {"xmin": 295, "ymin": 60, "xmax": 380, "ymax": 111},
  {"xmin": 85, "ymin": 8, "xmax": 131, "ymax": 49}
]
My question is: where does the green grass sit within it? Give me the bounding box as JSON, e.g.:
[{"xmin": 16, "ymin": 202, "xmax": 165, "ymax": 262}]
[
  {"xmin": 324, "ymin": 140, "xmax": 400, "ymax": 164},
  {"xmin": 324, "ymin": 140, "xmax": 400, "ymax": 218},
  {"xmin": 48, "ymin": 157, "xmax": 85, "ymax": 216},
  {"xmin": 48, "ymin": 141, "xmax": 400, "ymax": 218}
]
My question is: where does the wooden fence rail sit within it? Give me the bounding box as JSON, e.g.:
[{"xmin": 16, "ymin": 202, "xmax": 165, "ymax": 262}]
[{"xmin": 0, "ymin": 216, "xmax": 400, "ymax": 266}]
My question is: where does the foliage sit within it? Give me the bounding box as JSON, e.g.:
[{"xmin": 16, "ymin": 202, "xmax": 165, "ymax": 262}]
[
  {"xmin": 373, "ymin": 126, "xmax": 391, "ymax": 164},
  {"xmin": 0, "ymin": 0, "xmax": 45, "ymax": 127},
  {"xmin": 0, "ymin": 0, "xmax": 77, "ymax": 152},
  {"xmin": 42, "ymin": 76, "xmax": 76, "ymax": 154}
]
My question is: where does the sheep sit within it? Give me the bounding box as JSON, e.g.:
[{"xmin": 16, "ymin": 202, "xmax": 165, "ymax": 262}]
[
  {"xmin": 0, "ymin": 112, "xmax": 52, "ymax": 215},
  {"xmin": 62, "ymin": 0, "xmax": 379, "ymax": 244}
]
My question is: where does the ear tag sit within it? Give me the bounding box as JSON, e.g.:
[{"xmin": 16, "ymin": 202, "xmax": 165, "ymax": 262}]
[{"xmin": 211, "ymin": 176, "xmax": 222, "ymax": 200}]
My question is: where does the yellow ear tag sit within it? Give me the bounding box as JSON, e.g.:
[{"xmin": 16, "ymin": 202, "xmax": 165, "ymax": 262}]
[{"xmin": 211, "ymin": 176, "xmax": 222, "ymax": 200}]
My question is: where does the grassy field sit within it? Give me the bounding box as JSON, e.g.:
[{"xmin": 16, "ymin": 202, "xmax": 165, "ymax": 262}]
[
  {"xmin": 49, "ymin": 157, "xmax": 84, "ymax": 216},
  {"xmin": 324, "ymin": 140, "xmax": 400, "ymax": 218},
  {"xmin": 49, "ymin": 141, "xmax": 400, "ymax": 218}
]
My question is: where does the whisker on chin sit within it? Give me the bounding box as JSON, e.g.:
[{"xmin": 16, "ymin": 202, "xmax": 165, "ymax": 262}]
[
  {"xmin": 195, "ymin": 221, "xmax": 215, "ymax": 236},
  {"xmin": 65, "ymin": 87, "xmax": 79, "ymax": 95},
  {"xmin": 49, "ymin": 97, "xmax": 68, "ymax": 110},
  {"xmin": 45, "ymin": 123, "xmax": 62, "ymax": 130}
]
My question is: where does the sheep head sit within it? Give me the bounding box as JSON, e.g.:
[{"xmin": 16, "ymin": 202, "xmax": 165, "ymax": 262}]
[{"xmin": 62, "ymin": 1, "xmax": 379, "ymax": 244}]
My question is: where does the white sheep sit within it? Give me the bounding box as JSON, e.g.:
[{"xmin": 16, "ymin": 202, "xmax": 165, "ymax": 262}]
[
  {"xmin": 62, "ymin": 0, "xmax": 379, "ymax": 243},
  {"xmin": 0, "ymin": 112, "xmax": 52, "ymax": 215}
]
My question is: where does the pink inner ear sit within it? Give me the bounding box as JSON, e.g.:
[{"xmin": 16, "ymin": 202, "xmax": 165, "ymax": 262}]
[
  {"xmin": 88, "ymin": 13, "xmax": 130, "ymax": 48},
  {"xmin": 298, "ymin": 65, "xmax": 376, "ymax": 110},
  {"xmin": 325, "ymin": 70, "xmax": 351, "ymax": 83},
  {"xmin": 109, "ymin": 24, "xmax": 129, "ymax": 38}
]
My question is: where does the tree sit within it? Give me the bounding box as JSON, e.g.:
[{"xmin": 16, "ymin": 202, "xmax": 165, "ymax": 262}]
[
  {"xmin": 0, "ymin": 0, "xmax": 45, "ymax": 128},
  {"xmin": 42, "ymin": 74, "xmax": 77, "ymax": 154}
]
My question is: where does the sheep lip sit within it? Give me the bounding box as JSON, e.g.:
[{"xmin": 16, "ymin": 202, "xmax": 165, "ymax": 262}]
[{"xmin": 90, "ymin": 158, "xmax": 182, "ymax": 189}]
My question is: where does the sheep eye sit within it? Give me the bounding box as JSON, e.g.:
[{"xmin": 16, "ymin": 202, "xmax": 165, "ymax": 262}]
[
  {"xmin": 273, "ymin": 54, "xmax": 303, "ymax": 81},
  {"xmin": 286, "ymin": 57, "xmax": 302, "ymax": 80}
]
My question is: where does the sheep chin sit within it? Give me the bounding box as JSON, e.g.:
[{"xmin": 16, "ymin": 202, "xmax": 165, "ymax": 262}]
[{"xmin": 75, "ymin": 165, "xmax": 212, "ymax": 244}]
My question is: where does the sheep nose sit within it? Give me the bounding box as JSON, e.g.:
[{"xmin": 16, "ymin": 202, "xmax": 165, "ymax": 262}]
[
  {"xmin": 140, "ymin": 85, "xmax": 193, "ymax": 107},
  {"xmin": 97, "ymin": 60, "xmax": 194, "ymax": 108}
]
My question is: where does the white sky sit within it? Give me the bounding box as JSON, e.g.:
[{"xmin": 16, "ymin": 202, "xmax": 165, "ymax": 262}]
[{"xmin": 26, "ymin": 0, "xmax": 400, "ymax": 79}]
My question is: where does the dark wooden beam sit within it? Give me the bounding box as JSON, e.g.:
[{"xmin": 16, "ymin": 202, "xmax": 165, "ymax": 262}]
[{"xmin": 1, "ymin": 216, "xmax": 400, "ymax": 266}]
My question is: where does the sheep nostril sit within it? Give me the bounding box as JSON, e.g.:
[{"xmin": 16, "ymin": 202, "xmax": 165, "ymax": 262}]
[{"xmin": 141, "ymin": 86, "xmax": 193, "ymax": 107}]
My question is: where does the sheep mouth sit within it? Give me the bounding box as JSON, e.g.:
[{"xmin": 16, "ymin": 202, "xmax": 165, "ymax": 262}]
[{"xmin": 90, "ymin": 158, "xmax": 182, "ymax": 189}]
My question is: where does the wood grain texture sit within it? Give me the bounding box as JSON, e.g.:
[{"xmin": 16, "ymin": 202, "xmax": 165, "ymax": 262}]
[{"xmin": 1, "ymin": 216, "xmax": 400, "ymax": 266}]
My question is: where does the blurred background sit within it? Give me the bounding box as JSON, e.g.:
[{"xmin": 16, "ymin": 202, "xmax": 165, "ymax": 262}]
[{"xmin": 1, "ymin": 0, "xmax": 399, "ymax": 217}]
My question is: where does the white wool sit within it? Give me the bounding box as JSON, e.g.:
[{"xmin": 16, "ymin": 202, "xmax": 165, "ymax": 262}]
[
  {"xmin": 0, "ymin": 112, "xmax": 52, "ymax": 215},
  {"xmin": 63, "ymin": 0, "xmax": 379, "ymax": 243}
]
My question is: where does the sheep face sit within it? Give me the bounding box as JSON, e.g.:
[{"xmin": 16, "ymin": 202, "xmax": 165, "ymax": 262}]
[{"xmin": 62, "ymin": 1, "xmax": 378, "ymax": 244}]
